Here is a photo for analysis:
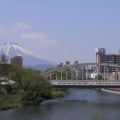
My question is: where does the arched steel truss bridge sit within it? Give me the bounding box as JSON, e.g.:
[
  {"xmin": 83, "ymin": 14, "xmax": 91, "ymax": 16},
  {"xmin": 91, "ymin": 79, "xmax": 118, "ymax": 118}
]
[{"xmin": 44, "ymin": 63, "xmax": 120, "ymax": 88}]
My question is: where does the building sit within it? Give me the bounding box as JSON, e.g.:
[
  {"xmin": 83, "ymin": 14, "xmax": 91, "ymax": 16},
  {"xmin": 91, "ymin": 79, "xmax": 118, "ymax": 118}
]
[
  {"xmin": 65, "ymin": 61, "xmax": 70, "ymax": 66},
  {"xmin": 95, "ymin": 48, "xmax": 120, "ymax": 73},
  {"xmin": 58, "ymin": 63, "xmax": 63, "ymax": 67},
  {"xmin": 10, "ymin": 56, "xmax": 23, "ymax": 67},
  {"xmin": 74, "ymin": 61, "xmax": 79, "ymax": 65},
  {"xmin": 108, "ymin": 72, "xmax": 120, "ymax": 80}
]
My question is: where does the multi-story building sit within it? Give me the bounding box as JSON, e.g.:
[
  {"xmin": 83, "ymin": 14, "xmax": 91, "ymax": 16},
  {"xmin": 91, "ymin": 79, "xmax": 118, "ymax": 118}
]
[
  {"xmin": 10, "ymin": 56, "xmax": 23, "ymax": 67},
  {"xmin": 65, "ymin": 61, "xmax": 70, "ymax": 66},
  {"xmin": 95, "ymin": 48, "xmax": 120, "ymax": 73},
  {"xmin": 58, "ymin": 63, "xmax": 63, "ymax": 67}
]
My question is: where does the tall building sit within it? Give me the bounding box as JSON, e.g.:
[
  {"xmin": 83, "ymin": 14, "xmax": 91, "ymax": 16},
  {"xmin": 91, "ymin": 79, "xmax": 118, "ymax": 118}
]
[
  {"xmin": 65, "ymin": 61, "xmax": 70, "ymax": 66},
  {"xmin": 10, "ymin": 56, "xmax": 23, "ymax": 67},
  {"xmin": 95, "ymin": 48, "xmax": 120, "ymax": 73}
]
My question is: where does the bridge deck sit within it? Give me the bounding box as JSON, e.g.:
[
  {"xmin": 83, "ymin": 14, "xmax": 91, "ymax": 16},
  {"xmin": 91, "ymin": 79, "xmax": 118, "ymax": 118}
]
[{"xmin": 50, "ymin": 80, "xmax": 120, "ymax": 88}]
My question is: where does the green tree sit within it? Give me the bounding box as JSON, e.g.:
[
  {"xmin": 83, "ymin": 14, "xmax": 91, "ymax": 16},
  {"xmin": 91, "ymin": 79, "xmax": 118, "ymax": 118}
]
[{"xmin": 12, "ymin": 68, "xmax": 52, "ymax": 105}]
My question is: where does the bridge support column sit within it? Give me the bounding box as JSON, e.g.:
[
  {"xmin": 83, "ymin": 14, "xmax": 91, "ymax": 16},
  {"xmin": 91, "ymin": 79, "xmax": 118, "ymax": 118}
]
[
  {"xmin": 107, "ymin": 66, "xmax": 109, "ymax": 81},
  {"xmin": 116, "ymin": 67, "xmax": 118, "ymax": 80},
  {"xmin": 56, "ymin": 72, "xmax": 57, "ymax": 80},
  {"xmin": 119, "ymin": 67, "xmax": 120, "ymax": 81},
  {"xmin": 97, "ymin": 65, "xmax": 99, "ymax": 81},
  {"xmin": 86, "ymin": 65, "xmax": 88, "ymax": 80},
  {"xmin": 82, "ymin": 66, "xmax": 84, "ymax": 81},
  {"xmin": 118, "ymin": 67, "xmax": 120, "ymax": 80},
  {"xmin": 61, "ymin": 70, "xmax": 63, "ymax": 80},
  {"xmin": 66, "ymin": 70, "xmax": 68, "ymax": 80},
  {"xmin": 104, "ymin": 65, "xmax": 106, "ymax": 81},
  {"xmin": 76, "ymin": 67, "xmax": 78, "ymax": 80},
  {"xmin": 92, "ymin": 66, "xmax": 95, "ymax": 80},
  {"xmin": 71, "ymin": 68, "xmax": 73, "ymax": 80}
]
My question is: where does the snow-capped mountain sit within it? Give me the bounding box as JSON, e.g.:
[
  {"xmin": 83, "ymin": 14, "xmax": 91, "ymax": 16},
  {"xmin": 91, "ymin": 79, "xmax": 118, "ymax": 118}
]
[{"xmin": 0, "ymin": 43, "xmax": 55, "ymax": 66}]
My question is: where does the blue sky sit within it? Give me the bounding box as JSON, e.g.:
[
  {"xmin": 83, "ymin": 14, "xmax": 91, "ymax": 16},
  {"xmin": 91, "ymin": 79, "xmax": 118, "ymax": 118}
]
[{"xmin": 0, "ymin": 0, "xmax": 120, "ymax": 64}]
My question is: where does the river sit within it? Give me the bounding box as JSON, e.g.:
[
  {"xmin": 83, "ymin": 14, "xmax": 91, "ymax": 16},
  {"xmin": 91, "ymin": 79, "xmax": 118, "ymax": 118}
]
[{"xmin": 1, "ymin": 88, "xmax": 120, "ymax": 120}]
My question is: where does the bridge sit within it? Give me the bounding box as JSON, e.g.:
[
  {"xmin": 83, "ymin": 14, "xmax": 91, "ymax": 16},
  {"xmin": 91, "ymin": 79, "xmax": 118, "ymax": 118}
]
[
  {"xmin": 44, "ymin": 63, "xmax": 120, "ymax": 88},
  {"xmin": 50, "ymin": 80, "xmax": 120, "ymax": 88}
]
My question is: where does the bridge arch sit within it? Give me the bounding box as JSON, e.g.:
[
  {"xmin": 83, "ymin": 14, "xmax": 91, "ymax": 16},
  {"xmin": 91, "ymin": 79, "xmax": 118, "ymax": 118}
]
[{"xmin": 44, "ymin": 63, "xmax": 120, "ymax": 81}]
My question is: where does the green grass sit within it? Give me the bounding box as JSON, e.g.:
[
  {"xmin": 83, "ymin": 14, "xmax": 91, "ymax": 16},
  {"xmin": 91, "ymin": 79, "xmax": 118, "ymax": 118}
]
[
  {"xmin": 0, "ymin": 94, "xmax": 22, "ymax": 110},
  {"xmin": 51, "ymin": 90, "xmax": 66, "ymax": 98}
]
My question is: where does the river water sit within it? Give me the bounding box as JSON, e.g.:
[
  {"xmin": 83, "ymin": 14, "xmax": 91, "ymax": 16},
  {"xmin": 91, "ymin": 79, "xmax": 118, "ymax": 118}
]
[{"xmin": 1, "ymin": 88, "xmax": 120, "ymax": 120}]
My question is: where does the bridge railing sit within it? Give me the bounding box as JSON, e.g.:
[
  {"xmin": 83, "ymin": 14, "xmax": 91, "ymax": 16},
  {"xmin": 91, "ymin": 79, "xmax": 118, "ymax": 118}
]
[{"xmin": 50, "ymin": 80, "xmax": 120, "ymax": 87}]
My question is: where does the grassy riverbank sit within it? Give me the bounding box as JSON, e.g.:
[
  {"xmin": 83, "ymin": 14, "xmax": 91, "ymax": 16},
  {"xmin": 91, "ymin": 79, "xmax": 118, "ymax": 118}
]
[
  {"xmin": 0, "ymin": 89, "xmax": 66, "ymax": 111},
  {"xmin": 0, "ymin": 94, "xmax": 22, "ymax": 110},
  {"xmin": 0, "ymin": 64, "xmax": 67, "ymax": 110},
  {"xmin": 51, "ymin": 89, "xmax": 66, "ymax": 98}
]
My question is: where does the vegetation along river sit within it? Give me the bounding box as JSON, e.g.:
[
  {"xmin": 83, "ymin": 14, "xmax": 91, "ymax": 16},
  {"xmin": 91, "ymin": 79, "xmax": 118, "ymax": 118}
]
[{"xmin": 1, "ymin": 88, "xmax": 120, "ymax": 120}]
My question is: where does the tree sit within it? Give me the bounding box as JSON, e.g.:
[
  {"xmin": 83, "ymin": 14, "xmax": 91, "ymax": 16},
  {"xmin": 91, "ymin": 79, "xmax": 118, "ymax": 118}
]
[
  {"xmin": 95, "ymin": 75, "xmax": 103, "ymax": 80},
  {"xmin": 1, "ymin": 54, "xmax": 8, "ymax": 64},
  {"xmin": 12, "ymin": 67, "xmax": 52, "ymax": 105}
]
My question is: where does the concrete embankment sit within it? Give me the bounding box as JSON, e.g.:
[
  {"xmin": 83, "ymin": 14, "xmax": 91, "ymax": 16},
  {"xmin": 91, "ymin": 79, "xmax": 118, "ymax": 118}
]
[{"xmin": 101, "ymin": 88, "xmax": 120, "ymax": 95}]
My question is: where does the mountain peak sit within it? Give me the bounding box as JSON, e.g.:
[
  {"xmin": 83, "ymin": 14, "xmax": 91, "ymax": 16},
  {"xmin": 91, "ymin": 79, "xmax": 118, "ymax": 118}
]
[{"xmin": 0, "ymin": 43, "xmax": 55, "ymax": 66}]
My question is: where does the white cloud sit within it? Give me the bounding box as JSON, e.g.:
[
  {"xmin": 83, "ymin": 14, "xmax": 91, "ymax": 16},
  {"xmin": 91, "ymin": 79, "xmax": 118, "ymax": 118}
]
[
  {"xmin": 21, "ymin": 33, "xmax": 58, "ymax": 44},
  {"xmin": 15, "ymin": 22, "xmax": 31, "ymax": 29},
  {"xmin": 21, "ymin": 33, "xmax": 44, "ymax": 39},
  {"xmin": 0, "ymin": 29, "xmax": 8, "ymax": 37}
]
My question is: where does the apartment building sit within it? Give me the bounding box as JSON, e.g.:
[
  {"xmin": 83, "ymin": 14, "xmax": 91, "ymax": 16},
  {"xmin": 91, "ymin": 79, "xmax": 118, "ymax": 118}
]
[
  {"xmin": 10, "ymin": 56, "xmax": 23, "ymax": 67},
  {"xmin": 95, "ymin": 48, "xmax": 120, "ymax": 73}
]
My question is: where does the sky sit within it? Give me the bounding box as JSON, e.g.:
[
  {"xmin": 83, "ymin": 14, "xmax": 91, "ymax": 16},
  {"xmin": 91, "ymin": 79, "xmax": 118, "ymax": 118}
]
[{"xmin": 0, "ymin": 0, "xmax": 120, "ymax": 64}]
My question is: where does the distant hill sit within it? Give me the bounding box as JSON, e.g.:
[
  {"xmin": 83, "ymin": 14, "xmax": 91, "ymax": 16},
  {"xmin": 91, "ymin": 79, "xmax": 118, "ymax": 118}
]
[
  {"xmin": 0, "ymin": 43, "xmax": 56, "ymax": 68},
  {"xmin": 26, "ymin": 64, "xmax": 54, "ymax": 71}
]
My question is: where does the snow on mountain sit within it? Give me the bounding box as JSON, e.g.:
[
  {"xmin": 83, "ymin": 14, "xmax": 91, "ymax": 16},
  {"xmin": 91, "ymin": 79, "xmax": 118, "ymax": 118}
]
[{"xmin": 0, "ymin": 43, "xmax": 55, "ymax": 66}]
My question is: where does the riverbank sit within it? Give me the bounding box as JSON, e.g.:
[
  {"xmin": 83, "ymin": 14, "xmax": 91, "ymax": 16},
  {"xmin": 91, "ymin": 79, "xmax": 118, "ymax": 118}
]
[
  {"xmin": 51, "ymin": 90, "xmax": 66, "ymax": 98},
  {"xmin": 0, "ymin": 89, "xmax": 66, "ymax": 111},
  {"xmin": 0, "ymin": 94, "xmax": 22, "ymax": 110},
  {"xmin": 1, "ymin": 88, "xmax": 120, "ymax": 120},
  {"xmin": 101, "ymin": 88, "xmax": 120, "ymax": 95}
]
